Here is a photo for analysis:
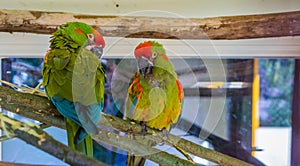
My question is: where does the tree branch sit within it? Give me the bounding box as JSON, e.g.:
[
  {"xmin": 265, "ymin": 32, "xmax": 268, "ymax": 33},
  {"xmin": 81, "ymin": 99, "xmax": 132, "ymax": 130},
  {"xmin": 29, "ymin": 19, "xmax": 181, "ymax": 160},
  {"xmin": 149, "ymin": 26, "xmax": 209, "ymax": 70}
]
[
  {"xmin": 101, "ymin": 114, "xmax": 254, "ymax": 166},
  {"xmin": 0, "ymin": 86, "xmax": 197, "ymax": 166},
  {"xmin": 0, "ymin": 123, "xmax": 50, "ymax": 142},
  {"xmin": 92, "ymin": 126, "xmax": 196, "ymax": 166},
  {"xmin": 0, "ymin": 85, "xmax": 253, "ymax": 166},
  {"xmin": 0, "ymin": 113, "xmax": 105, "ymax": 166},
  {"xmin": 0, "ymin": 88, "xmax": 65, "ymax": 129},
  {"xmin": 0, "ymin": 9, "xmax": 299, "ymax": 39}
]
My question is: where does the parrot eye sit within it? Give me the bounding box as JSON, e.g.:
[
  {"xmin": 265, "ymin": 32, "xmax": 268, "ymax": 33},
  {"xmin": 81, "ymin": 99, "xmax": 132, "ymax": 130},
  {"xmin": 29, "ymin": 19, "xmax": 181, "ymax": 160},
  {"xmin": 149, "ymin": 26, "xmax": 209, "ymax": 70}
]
[
  {"xmin": 152, "ymin": 52, "xmax": 158, "ymax": 58},
  {"xmin": 87, "ymin": 34, "xmax": 94, "ymax": 40}
]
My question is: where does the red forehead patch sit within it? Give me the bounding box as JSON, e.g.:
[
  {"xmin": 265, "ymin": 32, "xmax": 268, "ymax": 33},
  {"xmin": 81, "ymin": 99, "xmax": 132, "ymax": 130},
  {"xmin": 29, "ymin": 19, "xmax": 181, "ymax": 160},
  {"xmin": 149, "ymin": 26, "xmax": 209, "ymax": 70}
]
[
  {"xmin": 134, "ymin": 42, "xmax": 153, "ymax": 59},
  {"xmin": 75, "ymin": 28, "xmax": 84, "ymax": 34}
]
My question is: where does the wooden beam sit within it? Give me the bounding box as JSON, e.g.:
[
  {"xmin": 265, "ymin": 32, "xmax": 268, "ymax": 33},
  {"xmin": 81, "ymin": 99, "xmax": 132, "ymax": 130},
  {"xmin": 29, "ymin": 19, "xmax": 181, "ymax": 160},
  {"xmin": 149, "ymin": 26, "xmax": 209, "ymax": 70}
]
[{"xmin": 0, "ymin": 9, "xmax": 299, "ymax": 39}]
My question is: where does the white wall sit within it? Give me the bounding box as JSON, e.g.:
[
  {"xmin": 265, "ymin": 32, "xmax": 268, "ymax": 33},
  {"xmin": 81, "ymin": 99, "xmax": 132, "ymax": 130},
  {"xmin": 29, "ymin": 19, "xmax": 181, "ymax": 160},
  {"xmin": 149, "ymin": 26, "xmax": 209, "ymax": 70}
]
[{"xmin": 0, "ymin": 32, "xmax": 299, "ymax": 58}]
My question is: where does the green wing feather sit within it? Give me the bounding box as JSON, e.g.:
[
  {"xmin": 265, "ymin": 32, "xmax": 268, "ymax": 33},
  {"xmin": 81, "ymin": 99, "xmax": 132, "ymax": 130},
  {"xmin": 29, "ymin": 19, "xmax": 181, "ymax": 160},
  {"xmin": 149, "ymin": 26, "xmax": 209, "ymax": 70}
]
[
  {"xmin": 72, "ymin": 49, "xmax": 105, "ymax": 105},
  {"xmin": 42, "ymin": 48, "xmax": 105, "ymax": 104}
]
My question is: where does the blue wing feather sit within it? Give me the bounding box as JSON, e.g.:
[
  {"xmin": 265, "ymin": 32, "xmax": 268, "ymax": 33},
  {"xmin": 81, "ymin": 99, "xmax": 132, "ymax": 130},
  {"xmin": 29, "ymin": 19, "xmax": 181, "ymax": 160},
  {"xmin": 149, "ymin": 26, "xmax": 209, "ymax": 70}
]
[{"xmin": 50, "ymin": 95, "xmax": 103, "ymax": 144}]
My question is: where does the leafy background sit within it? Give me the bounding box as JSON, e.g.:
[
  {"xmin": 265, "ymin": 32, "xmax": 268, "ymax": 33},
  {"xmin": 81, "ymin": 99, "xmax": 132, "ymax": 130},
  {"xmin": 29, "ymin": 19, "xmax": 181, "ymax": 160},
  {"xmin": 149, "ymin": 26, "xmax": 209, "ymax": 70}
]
[{"xmin": 259, "ymin": 59, "xmax": 294, "ymax": 126}]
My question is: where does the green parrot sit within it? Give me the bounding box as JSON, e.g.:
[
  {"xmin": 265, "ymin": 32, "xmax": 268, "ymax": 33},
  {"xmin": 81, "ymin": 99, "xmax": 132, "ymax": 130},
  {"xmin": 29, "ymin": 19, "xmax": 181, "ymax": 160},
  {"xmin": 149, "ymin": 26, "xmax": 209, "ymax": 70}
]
[
  {"xmin": 125, "ymin": 41, "xmax": 184, "ymax": 166},
  {"xmin": 42, "ymin": 22, "xmax": 105, "ymax": 158}
]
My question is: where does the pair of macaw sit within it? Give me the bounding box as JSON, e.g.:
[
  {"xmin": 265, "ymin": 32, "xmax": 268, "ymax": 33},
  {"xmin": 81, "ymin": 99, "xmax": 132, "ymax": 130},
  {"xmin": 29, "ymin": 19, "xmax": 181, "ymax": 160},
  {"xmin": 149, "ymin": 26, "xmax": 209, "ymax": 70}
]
[{"xmin": 42, "ymin": 22, "xmax": 183, "ymax": 166}]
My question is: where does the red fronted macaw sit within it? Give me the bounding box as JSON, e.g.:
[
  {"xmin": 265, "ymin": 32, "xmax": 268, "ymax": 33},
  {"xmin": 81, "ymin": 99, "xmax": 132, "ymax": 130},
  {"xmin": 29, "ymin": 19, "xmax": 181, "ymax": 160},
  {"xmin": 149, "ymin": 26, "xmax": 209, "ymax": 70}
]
[
  {"xmin": 126, "ymin": 41, "xmax": 184, "ymax": 166},
  {"xmin": 42, "ymin": 22, "xmax": 105, "ymax": 158}
]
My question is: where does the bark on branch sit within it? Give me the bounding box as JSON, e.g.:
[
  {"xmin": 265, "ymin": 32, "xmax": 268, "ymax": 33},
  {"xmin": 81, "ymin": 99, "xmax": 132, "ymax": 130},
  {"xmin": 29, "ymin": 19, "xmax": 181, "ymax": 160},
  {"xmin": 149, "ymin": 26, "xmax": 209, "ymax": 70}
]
[
  {"xmin": 0, "ymin": 113, "xmax": 105, "ymax": 166},
  {"xmin": 0, "ymin": 86, "xmax": 193, "ymax": 165},
  {"xmin": 0, "ymin": 87, "xmax": 196, "ymax": 166},
  {"xmin": 0, "ymin": 85, "xmax": 252, "ymax": 166},
  {"xmin": 0, "ymin": 9, "xmax": 299, "ymax": 39}
]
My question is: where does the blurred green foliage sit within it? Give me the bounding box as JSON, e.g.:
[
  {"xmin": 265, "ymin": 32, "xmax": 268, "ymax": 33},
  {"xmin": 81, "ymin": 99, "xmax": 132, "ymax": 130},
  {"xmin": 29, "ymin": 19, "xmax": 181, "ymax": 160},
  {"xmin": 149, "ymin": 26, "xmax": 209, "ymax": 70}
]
[{"xmin": 259, "ymin": 59, "xmax": 294, "ymax": 126}]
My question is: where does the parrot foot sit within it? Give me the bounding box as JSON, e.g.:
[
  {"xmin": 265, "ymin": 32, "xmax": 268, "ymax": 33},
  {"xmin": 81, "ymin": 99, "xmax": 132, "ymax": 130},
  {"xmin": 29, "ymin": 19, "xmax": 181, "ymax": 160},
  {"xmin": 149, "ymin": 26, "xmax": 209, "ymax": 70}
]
[
  {"xmin": 140, "ymin": 121, "xmax": 147, "ymax": 133},
  {"xmin": 126, "ymin": 120, "xmax": 151, "ymax": 140},
  {"xmin": 140, "ymin": 121, "xmax": 149, "ymax": 139},
  {"xmin": 158, "ymin": 128, "xmax": 169, "ymax": 146},
  {"xmin": 162, "ymin": 128, "xmax": 169, "ymax": 138}
]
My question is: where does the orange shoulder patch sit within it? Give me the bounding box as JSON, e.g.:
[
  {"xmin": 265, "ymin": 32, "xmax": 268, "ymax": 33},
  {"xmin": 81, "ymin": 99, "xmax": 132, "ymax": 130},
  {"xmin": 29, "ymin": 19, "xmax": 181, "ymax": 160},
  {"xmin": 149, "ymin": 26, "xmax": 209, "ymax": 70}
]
[
  {"xmin": 176, "ymin": 79, "xmax": 183, "ymax": 99},
  {"xmin": 44, "ymin": 50, "xmax": 52, "ymax": 63},
  {"xmin": 128, "ymin": 74, "xmax": 142, "ymax": 94}
]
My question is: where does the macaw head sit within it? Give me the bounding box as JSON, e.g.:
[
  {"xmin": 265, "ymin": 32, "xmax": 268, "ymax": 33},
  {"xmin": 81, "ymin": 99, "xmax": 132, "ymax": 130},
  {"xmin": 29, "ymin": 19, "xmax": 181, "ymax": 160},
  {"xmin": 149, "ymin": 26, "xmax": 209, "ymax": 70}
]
[
  {"xmin": 134, "ymin": 41, "xmax": 170, "ymax": 77},
  {"xmin": 54, "ymin": 22, "xmax": 105, "ymax": 59}
]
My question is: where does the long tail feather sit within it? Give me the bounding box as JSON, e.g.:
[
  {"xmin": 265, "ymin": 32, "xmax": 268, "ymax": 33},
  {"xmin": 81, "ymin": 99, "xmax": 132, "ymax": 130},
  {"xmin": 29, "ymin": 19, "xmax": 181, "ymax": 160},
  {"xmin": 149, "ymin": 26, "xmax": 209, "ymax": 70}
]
[{"xmin": 66, "ymin": 118, "xmax": 93, "ymax": 157}]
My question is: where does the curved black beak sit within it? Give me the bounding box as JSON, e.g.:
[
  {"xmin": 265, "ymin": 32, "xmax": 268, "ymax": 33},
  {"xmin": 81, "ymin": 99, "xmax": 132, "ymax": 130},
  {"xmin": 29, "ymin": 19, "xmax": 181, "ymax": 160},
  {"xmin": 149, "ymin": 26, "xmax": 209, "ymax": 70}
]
[
  {"xmin": 138, "ymin": 56, "xmax": 153, "ymax": 77},
  {"xmin": 85, "ymin": 35, "xmax": 104, "ymax": 59},
  {"xmin": 91, "ymin": 46, "xmax": 103, "ymax": 59},
  {"xmin": 85, "ymin": 44, "xmax": 103, "ymax": 59}
]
